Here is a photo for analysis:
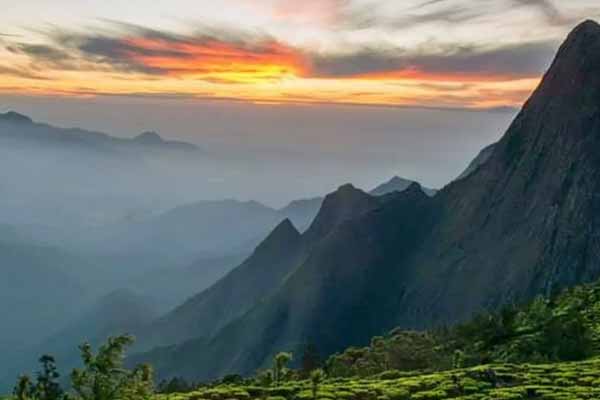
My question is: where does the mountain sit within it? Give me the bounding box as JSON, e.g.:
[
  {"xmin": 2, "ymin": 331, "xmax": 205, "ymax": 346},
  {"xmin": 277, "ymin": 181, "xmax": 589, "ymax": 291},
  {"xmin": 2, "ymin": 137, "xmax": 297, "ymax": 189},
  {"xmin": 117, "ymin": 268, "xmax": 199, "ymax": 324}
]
[
  {"xmin": 138, "ymin": 218, "xmax": 304, "ymax": 350},
  {"xmin": 134, "ymin": 184, "xmax": 393, "ymax": 351},
  {"xmin": 279, "ymin": 197, "xmax": 324, "ymax": 232},
  {"xmin": 134, "ymin": 20, "xmax": 600, "ymax": 381},
  {"xmin": 277, "ymin": 176, "xmax": 435, "ymax": 233},
  {"xmin": 370, "ymin": 176, "xmax": 437, "ymax": 197},
  {"xmin": 132, "ymin": 183, "xmax": 415, "ymax": 377},
  {"xmin": 0, "ymin": 111, "xmax": 200, "ymax": 153}
]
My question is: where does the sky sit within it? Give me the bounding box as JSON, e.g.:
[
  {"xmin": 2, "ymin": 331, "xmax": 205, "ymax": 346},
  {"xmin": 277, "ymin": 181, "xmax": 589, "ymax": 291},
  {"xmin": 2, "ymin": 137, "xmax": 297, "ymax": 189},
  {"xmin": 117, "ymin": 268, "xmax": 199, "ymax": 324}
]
[
  {"xmin": 1, "ymin": 0, "xmax": 598, "ymax": 109},
  {"xmin": 0, "ymin": 1, "xmax": 598, "ymax": 200}
]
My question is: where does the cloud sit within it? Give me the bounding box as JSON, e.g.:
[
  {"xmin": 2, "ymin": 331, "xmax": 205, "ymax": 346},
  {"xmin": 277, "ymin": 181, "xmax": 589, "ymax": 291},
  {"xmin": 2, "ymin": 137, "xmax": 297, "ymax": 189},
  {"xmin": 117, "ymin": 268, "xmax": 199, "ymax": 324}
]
[
  {"xmin": 6, "ymin": 44, "xmax": 75, "ymax": 69},
  {"xmin": 310, "ymin": 40, "xmax": 558, "ymax": 81},
  {"xmin": 512, "ymin": 0, "xmax": 577, "ymax": 26},
  {"xmin": 0, "ymin": 65, "xmax": 50, "ymax": 80},
  {"xmin": 33, "ymin": 22, "xmax": 310, "ymax": 83},
  {"xmin": 7, "ymin": 21, "xmax": 558, "ymax": 84},
  {"xmin": 338, "ymin": 0, "xmax": 486, "ymax": 31}
]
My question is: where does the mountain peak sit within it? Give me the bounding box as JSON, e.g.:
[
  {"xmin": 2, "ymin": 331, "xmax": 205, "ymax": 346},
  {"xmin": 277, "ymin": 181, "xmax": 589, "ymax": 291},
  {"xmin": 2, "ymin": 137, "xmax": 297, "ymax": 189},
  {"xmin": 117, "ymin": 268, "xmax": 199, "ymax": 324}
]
[
  {"xmin": 270, "ymin": 218, "xmax": 300, "ymax": 238},
  {"xmin": 531, "ymin": 19, "xmax": 600, "ymax": 102},
  {"xmin": 134, "ymin": 131, "xmax": 165, "ymax": 144},
  {"xmin": 370, "ymin": 176, "xmax": 437, "ymax": 197},
  {"xmin": 572, "ymin": 19, "xmax": 600, "ymax": 35},
  {"xmin": 0, "ymin": 111, "xmax": 33, "ymax": 124},
  {"xmin": 305, "ymin": 184, "xmax": 378, "ymax": 242}
]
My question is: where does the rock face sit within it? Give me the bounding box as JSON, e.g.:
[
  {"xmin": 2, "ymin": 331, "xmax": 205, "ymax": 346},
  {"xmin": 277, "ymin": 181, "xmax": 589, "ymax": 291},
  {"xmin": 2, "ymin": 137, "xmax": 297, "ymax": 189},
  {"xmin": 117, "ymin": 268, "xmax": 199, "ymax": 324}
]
[{"xmin": 136, "ymin": 21, "xmax": 600, "ymax": 382}]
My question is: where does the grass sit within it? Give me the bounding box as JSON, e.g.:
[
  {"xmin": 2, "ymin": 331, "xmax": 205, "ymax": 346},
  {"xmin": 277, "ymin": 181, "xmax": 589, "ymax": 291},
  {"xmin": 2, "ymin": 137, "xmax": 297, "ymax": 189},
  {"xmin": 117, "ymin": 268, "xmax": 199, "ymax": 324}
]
[{"xmin": 155, "ymin": 357, "xmax": 600, "ymax": 400}]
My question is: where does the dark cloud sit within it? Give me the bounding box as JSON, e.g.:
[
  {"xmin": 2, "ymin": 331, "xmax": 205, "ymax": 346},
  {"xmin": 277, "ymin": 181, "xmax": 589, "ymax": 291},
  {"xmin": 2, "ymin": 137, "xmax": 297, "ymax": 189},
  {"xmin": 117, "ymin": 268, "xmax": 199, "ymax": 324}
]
[
  {"xmin": 7, "ymin": 44, "xmax": 74, "ymax": 69},
  {"xmin": 0, "ymin": 65, "xmax": 50, "ymax": 80},
  {"xmin": 310, "ymin": 40, "xmax": 558, "ymax": 79},
  {"xmin": 339, "ymin": 0, "xmax": 486, "ymax": 30}
]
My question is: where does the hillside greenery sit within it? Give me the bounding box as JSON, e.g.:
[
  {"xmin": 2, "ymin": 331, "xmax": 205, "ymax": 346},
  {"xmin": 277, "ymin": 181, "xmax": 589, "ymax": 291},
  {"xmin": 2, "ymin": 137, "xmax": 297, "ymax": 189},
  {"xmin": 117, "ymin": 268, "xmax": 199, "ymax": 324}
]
[
  {"xmin": 7, "ymin": 281, "xmax": 600, "ymax": 399},
  {"xmin": 155, "ymin": 358, "xmax": 600, "ymax": 400},
  {"xmin": 326, "ymin": 282, "xmax": 600, "ymax": 377}
]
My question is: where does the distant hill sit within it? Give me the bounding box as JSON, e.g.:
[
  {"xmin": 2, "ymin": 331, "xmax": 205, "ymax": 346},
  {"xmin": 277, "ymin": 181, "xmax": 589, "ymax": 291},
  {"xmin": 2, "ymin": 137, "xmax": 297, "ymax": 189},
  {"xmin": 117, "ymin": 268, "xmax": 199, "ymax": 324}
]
[
  {"xmin": 370, "ymin": 176, "xmax": 437, "ymax": 197},
  {"xmin": 0, "ymin": 111, "xmax": 200, "ymax": 153}
]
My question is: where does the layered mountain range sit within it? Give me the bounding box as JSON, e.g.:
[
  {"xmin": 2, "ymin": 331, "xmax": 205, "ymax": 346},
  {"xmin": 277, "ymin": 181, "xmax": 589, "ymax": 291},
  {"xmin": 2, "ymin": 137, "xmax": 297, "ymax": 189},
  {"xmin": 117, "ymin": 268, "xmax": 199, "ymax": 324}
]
[{"xmin": 131, "ymin": 20, "xmax": 600, "ymax": 381}]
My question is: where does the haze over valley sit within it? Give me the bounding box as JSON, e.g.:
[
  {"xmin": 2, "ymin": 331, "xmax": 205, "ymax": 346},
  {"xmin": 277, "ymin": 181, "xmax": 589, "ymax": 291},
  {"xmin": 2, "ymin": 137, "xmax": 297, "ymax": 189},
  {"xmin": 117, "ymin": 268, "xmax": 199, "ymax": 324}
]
[{"xmin": 2, "ymin": 2, "xmax": 600, "ymax": 399}]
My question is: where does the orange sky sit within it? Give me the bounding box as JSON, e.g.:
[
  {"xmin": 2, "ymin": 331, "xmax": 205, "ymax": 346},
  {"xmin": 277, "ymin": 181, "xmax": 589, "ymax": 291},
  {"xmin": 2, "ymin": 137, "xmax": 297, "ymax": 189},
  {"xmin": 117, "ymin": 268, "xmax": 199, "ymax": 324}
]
[{"xmin": 0, "ymin": 0, "xmax": 595, "ymax": 109}]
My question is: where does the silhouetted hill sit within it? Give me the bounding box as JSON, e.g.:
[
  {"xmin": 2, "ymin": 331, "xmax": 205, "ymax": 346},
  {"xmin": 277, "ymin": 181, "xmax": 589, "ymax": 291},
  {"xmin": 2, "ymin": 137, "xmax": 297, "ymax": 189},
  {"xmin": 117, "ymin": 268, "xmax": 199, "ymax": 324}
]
[
  {"xmin": 370, "ymin": 176, "xmax": 437, "ymax": 197},
  {"xmin": 0, "ymin": 111, "xmax": 200, "ymax": 153}
]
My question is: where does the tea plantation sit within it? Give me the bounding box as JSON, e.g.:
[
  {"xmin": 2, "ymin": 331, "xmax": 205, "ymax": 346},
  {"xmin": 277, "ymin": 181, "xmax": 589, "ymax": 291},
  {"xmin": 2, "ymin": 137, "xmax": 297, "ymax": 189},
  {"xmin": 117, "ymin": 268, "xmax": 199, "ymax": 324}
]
[{"xmin": 155, "ymin": 358, "xmax": 600, "ymax": 400}]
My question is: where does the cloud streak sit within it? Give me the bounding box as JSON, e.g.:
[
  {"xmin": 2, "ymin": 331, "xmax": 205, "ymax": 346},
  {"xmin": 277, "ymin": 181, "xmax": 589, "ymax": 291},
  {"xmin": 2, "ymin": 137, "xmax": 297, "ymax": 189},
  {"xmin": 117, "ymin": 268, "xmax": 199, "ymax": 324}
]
[{"xmin": 7, "ymin": 22, "xmax": 558, "ymax": 83}]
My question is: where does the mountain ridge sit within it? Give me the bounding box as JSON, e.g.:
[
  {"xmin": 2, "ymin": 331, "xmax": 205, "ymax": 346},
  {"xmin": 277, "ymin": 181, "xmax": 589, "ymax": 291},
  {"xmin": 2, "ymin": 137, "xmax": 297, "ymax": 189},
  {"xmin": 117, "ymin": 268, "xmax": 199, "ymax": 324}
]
[
  {"xmin": 0, "ymin": 111, "xmax": 200, "ymax": 153},
  {"xmin": 133, "ymin": 20, "xmax": 600, "ymax": 382}
]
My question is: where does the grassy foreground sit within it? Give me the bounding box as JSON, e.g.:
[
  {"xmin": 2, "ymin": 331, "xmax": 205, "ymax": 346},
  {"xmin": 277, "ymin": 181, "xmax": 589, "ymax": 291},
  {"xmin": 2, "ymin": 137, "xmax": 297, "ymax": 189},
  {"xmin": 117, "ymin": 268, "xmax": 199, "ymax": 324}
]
[{"xmin": 156, "ymin": 358, "xmax": 600, "ymax": 400}]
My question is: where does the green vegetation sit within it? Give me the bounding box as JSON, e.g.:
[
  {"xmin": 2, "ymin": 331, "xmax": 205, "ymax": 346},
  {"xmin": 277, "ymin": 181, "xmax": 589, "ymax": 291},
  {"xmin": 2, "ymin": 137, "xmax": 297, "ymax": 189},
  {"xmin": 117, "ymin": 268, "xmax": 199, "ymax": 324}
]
[
  {"xmin": 9, "ymin": 335, "xmax": 153, "ymax": 400},
  {"xmin": 326, "ymin": 282, "xmax": 600, "ymax": 377},
  {"xmin": 154, "ymin": 359, "xmax": 600, "ymax": 400},
  {"xmin": 9, "ymin": 282, "xmax": 600, "ymax": 399}
]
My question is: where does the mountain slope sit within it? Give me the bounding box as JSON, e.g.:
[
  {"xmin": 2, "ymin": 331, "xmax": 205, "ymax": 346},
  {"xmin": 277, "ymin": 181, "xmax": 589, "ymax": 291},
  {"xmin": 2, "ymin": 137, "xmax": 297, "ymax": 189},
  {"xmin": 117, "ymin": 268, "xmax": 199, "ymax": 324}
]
[
  {"xmin": 138, "ymin": 184, "xmax": 389, "ymax": 351},
  {"xmin": 139, "ymin": 219, "xmax": 304, "ymax": 350},
  {"xmin": 135, "ymin": 20, "xmax": 600, "ymax": 382}
]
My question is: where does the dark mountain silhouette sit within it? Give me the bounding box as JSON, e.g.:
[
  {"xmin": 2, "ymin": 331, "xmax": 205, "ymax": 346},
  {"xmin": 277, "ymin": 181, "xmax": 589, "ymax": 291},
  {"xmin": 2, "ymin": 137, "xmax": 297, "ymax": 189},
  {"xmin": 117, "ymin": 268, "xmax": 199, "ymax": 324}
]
[
  {"xmin": 0, "ymin": 111, "xmax": 200, "ymax": 153},
  {"xmin": 133, "ymin": 20, "xmax": 600, "ymax": 381},
  {"xmin": 279, "ymin": 197, "xmax": 324, "ymax": 232},
  {"xmin": 278, "ymin": 177, "xmax": 434, "ymax": 233}
]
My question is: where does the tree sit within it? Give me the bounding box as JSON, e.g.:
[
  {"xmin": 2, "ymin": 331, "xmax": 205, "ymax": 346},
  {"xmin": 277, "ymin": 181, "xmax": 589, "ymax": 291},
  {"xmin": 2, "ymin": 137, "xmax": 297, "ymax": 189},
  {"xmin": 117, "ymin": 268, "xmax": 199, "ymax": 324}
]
[
  {"xmin": 157, "ymin": 377, "xmax": 193, "ymax": 394},
  {"xmin": 273, "ymin": 352, "xmax": 292, "ymax": 386},
  {"xmin": 300, "ymin": 344, "xmax": 321, "ymax": 378},
  {"xmin": 14, "ymin": 375, "xmax": 34, "ymax": 400},
  {"xmin": 310, "ymin": 369, "xmax": 326, "ymax": 400},
  {"xmin": 70, "ymin": 335, "xmax": 154, "ymax": 400},
  {"xmin": 13, "ymin": 356, "xmax": 65, "ymax": 400},
  {"xmin": 256, "ymin": 369, "xmax": 273, "ymax": 387},
  {"xmin": 34, "ymin": 355, "xmax": 64, "ymax": 400}
]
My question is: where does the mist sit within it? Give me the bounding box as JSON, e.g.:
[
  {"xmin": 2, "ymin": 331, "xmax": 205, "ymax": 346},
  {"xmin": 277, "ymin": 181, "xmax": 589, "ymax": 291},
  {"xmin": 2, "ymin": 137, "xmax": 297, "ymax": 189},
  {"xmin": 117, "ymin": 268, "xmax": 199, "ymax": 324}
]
[{"xmin": 0, "ymin": 96, "xmax": 516, "ymax": 390}]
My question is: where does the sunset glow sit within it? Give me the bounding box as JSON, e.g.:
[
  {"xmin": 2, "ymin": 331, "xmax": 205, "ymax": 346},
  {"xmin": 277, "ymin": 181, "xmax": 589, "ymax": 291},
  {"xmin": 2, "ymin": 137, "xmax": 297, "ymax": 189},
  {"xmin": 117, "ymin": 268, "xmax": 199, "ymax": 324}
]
[{"xmin": 0, "ymin": 0, "xmax": 597, "ymax": 109}]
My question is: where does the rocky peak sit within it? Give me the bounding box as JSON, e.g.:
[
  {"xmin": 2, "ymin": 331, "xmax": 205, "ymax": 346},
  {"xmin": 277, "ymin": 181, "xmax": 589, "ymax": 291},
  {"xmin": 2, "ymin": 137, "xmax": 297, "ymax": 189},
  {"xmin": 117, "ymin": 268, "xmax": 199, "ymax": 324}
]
[
  {"xmin": 531, "ymin": 20, "xmax": 600, "ymax": 103},
  {"xmin": 253, "ymin": 218, "xmax": 301, "ymax": 256},
  {"xmin": 304, "ymin": 184, "xmax": 379, "ymax": 242}
]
